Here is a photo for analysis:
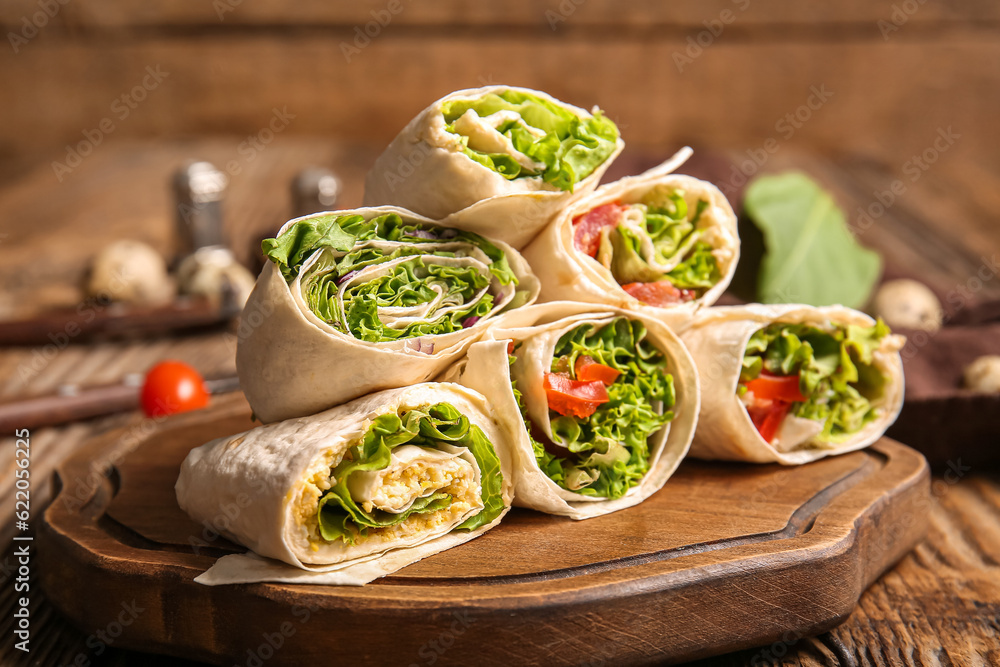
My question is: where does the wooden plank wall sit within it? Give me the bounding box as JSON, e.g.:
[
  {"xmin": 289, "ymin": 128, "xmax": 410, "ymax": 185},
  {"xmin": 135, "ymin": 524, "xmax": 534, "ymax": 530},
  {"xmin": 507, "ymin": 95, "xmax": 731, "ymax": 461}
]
[{"xmin": 1, "ymin": 1, "xmax": 998, "ymax": 177}]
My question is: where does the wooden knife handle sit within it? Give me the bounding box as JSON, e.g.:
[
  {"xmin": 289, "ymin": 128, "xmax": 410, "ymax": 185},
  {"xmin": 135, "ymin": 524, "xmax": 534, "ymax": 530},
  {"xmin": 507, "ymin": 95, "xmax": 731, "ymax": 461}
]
[
  {"xmin": 0, "ymin": 297, "xmax": 228, "ymax": 346},
  {"xmin": 0, "ymin": 384, "xmax": 139, "ymax": 433}
]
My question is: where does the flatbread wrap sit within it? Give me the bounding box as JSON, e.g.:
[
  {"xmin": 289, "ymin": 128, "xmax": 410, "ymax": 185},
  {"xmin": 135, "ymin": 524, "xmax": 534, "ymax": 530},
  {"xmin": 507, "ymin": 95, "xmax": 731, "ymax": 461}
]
[
  {"xmin": 237, "ymin": 207, "xmax": 539, "ymax": 423},
  {"xmin": 363, "ymin": 86, "xmax": 624, "ymax": 249},
  {"xmin": 680, "ymin": 304, "xmax": 905, "ymax": 465},
  {"xmin": 521, "ymin": 148, "xmax": 739, "ymax": 331},
  {"xmin": 442, "ymin": 302, "xmax": 699, "ymax": 519},
  {"xmin": 175, "ymin": 383, "xmax": 513, "ymax": 585}
]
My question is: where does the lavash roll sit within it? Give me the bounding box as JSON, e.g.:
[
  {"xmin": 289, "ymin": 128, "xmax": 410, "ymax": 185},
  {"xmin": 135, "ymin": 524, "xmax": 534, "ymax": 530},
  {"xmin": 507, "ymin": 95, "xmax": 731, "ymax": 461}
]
[
  {"xmin": 521, "ymin": 148, "xmax": 739, "ymax": 332},
  {"xmin": 176, "ymin": 383, "xmax": 514, "ymax": 585},
  {"xmin": 237, "ymin": 206, "xmax": 539, "ymax": 423},
  {"xmin": 363, "ymin": 86, "xmax": 625, "ymax": 249},
  {"xmin": 680, "ymin": 304, "xmax": 905, "ymax": 465},
  {"xmin": 443, "ymin": 301, "xmax": 699, "ymax": 519}
]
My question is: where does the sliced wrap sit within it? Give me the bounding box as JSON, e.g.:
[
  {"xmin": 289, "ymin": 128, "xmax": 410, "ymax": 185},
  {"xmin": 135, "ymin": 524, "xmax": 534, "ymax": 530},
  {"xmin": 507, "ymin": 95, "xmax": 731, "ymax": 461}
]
[
  {"xmin": 237, "ymin": 207, "xmax": 539, "ymax": 423},
  {"xmin": 680, "ymin": 304, "xmax": 905, "ymax": 465},
  {"xmin": 522, "ymin": 148, "xmax": 739, "ymax": 331},
  {"xmin": 363, "ymin": 86, "xmax": 625, "ymax": 249},
  {"xmin": 175, "ymin": 383, "xmax": 513, "ymax": 585},
  {"xmin": 442, "ymin": 302, "xmax": 699, "ymax": 519}
]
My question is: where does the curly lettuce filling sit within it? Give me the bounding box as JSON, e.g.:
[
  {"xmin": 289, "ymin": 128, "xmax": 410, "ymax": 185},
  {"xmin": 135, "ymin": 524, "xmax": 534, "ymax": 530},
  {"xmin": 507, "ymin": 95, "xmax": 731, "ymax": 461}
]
[
  {"xmin": 510, "ymin": 318, "xmax": 675, "ymax": 499},
  {"xmin": 441, "ymin": 90, "xmax": 619, "ymax": 191},
  {"xmin": 738, "ymin": 320, "xmax": 893, "ymax": 449},
  {"xmin": 263, "ymin": 213, "xmax": 529, "ymax": 342},
  {"xmin": 315, "ymin": 403, "xmax": 505, "ymax": 546},
  {"xmin": 572, "ymin": 187, "xmax": 723, "ymax": 306}
]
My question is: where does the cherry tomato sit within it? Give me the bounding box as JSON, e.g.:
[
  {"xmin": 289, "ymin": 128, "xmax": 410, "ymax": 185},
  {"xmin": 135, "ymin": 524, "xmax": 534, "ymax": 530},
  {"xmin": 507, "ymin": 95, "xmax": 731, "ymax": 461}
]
[
  {"xmin": 140, "ymin": 360, "xmax": 210, "ymax": 417},
  {"xmin": 574, "ymin": 355, "xmax": 622, "ymax": 386},
  {"xmin": 744, "ymin": 372, "xmax": 807, "ymax": 403},
  {"xmin": 572, "ymin": 202, "xmax": 625, "ymax": 257},
  {"xmin": 621, "ymin": 281, "xmax": 697, "ymax": 307},
  {"xmin": 543, "ymin": 372, "xmax": 610, "ymax": 419}
]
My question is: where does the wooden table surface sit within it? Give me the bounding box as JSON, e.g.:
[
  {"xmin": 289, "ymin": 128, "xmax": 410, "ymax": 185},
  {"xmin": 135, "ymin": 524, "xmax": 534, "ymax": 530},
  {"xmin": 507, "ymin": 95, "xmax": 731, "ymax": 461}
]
[{"xmin": 1, "ymin": 139, "xmax": 999, "ymax": 666}]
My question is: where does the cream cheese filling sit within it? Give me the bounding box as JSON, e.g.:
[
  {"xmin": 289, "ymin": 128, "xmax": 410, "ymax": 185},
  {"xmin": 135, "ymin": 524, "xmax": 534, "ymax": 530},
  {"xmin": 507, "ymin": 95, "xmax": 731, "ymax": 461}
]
[{"xmin": 347, "ymin": 444, "xmax": 475, "ymax": 513}]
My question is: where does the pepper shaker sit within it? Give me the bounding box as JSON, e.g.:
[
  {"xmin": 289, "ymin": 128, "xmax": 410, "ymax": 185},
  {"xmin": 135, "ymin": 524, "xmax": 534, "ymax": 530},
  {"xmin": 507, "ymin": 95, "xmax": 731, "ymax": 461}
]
[
  {"xmin": 291, "ymin": 166, "xmax": 341, "ymax": 218},
  {"xmin": 173, "ymin": 161, "xmax": 228, "ymax": 257}
]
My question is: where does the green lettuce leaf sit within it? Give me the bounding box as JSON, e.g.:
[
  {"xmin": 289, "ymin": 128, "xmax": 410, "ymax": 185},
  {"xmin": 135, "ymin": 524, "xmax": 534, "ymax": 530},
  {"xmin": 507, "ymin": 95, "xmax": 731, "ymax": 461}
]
[
  {"xmin": 317, "ymin": 403, "xmax": 506, "ymax": 545},
  {"xmin": 743, "ymin": 172, "xmax": 882, "ymax": 308},
  {"xmin": 595, "ymin": 189, "xmax": 720, "ymax": 295},
  {"xmin": 511, "ymin": 318, "xmax": 675, "ymax": 499},
  {"xmin": 262, "ymin": 214, "xmax": 357, "ymax": 282},
  {"xmin": 441, "ymin": 90, "xmax": 619, "ymax": 191},
  {"xmin": 262, "ymin": 213, "xmax": 526, "ymax": 342},
  {"xmin": 740, "ymin": 319, "xmax": 891, "ymax": 443},
  {"xmin": 665, "ymin": 242, "xmax": 723, "ymax": 289}
]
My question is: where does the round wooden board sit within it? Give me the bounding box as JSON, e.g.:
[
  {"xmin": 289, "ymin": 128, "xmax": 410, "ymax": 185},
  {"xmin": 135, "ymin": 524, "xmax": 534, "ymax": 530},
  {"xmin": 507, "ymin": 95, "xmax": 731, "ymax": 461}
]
[{"xmin": 38, "ymin": 393, "xmax": 929, "ymax": 666}]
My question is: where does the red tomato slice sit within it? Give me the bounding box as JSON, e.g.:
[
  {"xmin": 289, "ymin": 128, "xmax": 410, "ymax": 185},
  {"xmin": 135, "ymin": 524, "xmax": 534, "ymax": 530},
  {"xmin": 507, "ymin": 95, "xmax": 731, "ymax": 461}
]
[
  {"xmin": 572, "ymin": 202, "xmax": 625, "ymax": 257},
  {"xmin": 543, "ymin": 372, "xmax": 610, "ymax": 419},
  {"xmin": 621, "ymin": 281, "xmax": 697, "ymax": 307},
  {"xmin": 574, "ymin": 355, "xmax": 622, "ymax": 386},
  {"xmin": 745, "ymin": 372, "xmax": 807, "ymax": 403},
  {"xmin": 747, "ymin": 400, "xmax": 792, "ymax": 444},
  {"xmin": 140, "ymin": 360, "xmax": 210, "ymax": 417}
]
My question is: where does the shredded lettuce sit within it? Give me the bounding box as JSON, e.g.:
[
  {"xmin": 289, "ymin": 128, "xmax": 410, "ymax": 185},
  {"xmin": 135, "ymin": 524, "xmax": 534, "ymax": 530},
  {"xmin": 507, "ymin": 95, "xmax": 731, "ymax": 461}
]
[
  {"xmin": 441, "ymin": 90, "xmax": 619, "ymax": 191},
  {"xmin": 511, "ymin": 318, "xmax": 675, "ymax": 499},
  {"xmin": 595, "ymin": 189, "xmax": 719, "ymax": 294},
  {"xmin": 740, "ymin": 320, "xmax": 892, "ymax": 443},
  {"xmin": 317, "ymin": 403, "xmax": 505, "ymax": 545},
  {"xmin": 262, "ymin": 213, "xmax": 525, "ymax": 342}
]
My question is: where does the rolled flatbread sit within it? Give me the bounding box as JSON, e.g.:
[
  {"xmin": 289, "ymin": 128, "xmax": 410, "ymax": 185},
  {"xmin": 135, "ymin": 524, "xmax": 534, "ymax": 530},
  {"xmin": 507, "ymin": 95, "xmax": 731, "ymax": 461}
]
[
  {"xmin": 521, "ymin": 148, "xmax": 739, "ymax": 331},
  {"xmin": 680, "ymin": 304, "xmax": 905, "ymax": 465},
  {"xmin": 363, "ymin": 86, "xmax": 625, "ymax": 249},
  {"xmin": 175, "ymin": 383, "xmax": 513, "ymax": 585},
  {"xmin": 442, "ymin": 301, "xmax": 699, "ymax": 519},
  {"xmin": 237, "ymin": 206, "xmax": 539, "ymax": 423}
]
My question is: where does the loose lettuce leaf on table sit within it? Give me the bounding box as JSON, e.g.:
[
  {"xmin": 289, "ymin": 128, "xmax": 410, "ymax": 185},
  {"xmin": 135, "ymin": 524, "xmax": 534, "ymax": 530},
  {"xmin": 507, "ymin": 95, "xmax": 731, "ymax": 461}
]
[{"xmin": 744, "ymin": 172, "xmax": 881, "ymax": 309}]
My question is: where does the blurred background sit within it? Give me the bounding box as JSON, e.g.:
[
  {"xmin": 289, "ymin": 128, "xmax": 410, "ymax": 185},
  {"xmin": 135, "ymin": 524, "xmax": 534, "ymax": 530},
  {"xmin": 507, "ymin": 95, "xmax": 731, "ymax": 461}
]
[
  {"xmin": 1, "ymin": 0, "xmax": 997, "ymax": 307},
  {"xmin": 1, "ymin": 2, "xmax": 999, "ymax": 665}
]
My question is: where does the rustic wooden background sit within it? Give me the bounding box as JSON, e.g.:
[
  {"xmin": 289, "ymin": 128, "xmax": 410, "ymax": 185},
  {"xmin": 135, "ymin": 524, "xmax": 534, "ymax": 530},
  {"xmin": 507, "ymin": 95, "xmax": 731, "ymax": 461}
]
[
  {"xmin": 1, "ymin": 1, "xmax": 999, "ymax": 665},
  {"xmin": 1, "ymin": 1, "xmax": 998, "ymax": 182}
]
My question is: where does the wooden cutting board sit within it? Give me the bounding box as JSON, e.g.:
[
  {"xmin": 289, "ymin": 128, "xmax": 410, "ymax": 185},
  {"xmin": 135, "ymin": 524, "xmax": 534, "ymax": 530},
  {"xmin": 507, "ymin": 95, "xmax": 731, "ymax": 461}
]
[{"xmin": 37, "ymin": 393, "xmax": 929, "ymax": 666}]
